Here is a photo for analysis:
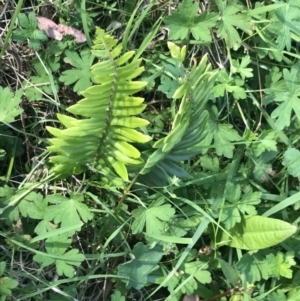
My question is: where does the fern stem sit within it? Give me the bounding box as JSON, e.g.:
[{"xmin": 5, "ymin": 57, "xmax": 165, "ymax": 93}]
[{"xmin": 98, "ymin": 172, "xmax": 140, "ymax": 242}]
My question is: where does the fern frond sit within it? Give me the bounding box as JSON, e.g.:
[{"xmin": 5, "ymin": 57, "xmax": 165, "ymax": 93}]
[
  {"xmin": 140, "ymin": 55, "xmax": 218, "ymax": 185},
  {"xmin": 47, "ymin": 28, "xmax": 151, "ymax": 181}
]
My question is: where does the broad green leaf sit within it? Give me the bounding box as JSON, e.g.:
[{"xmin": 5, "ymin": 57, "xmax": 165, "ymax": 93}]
[
  {"xmin": 283, "ymin": 148, "xmax": 300, "ymax": 177},
  {"xmin": 0, "ymin": 88, "xmax": 23, "ymax": 123},
  {"xmin": 59, "ymin": 49, "xmax": 95, "ymax": 93},
  {"xmin": 270, "ymin": 63, "xmax": 300, "ymax": 130},
  {"xmin": 44, "ymin": 193, "xmax": 93, "ymax": 236},
  {"xmin": 131, "ymin": 198, "xmax": 175, "ymax": 235},
  {"xmin": 215, "ymin": 0, "xmax": 252, "ymax": 49},
  {"xmin": 266, "ymin": 251, "xmax": 296, "ymax": 279},
  {"xmin": 219, "ymin": 215, "xmax": 297, "ymax": 250},
  {"xmin": 117, "ymin": 242, "xmax": 163, "ymax": 289},
  {"xmin": 163, "ymin": 0, "xmax": 217, "ymax": 42}
]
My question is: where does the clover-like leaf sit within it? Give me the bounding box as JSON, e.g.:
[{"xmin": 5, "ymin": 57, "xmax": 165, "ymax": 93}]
[
  {"xmin": 252, "ymin": 130, "xmax": 277, "ymax": 157},
  {"xmin": 266, "ymin": 251, "xmax": 296, "ymax": 279},
  {"xmin": 17, "ymin": 192, "xmax": 55, "ymax": 235},
  {"xmin": 0, "ymin": 88, "xmax": 23, "ymax": 123},
  {"xmin": 219, "ymin": 183, "xmax": 261, "ymax": 230},
  {"xmin": 0, "ymin": 276, "xmax": 18, "ymax": 297},
  {"xmin": 236, "ymin": 251, "xmax": 269, "ymax": 283},
  {"xmin": 200, "ymin": 106, "xmax": 242, "ymax": 158},
  {"xmin": 231, "ymin": 55, "xmax": 253, "ymax": 79},
  {"xmin": 59, "ymin": 49, "xmax": 95, "ymax": 93},
  {"xmin": 200, "ymin": 155, "xmax": 219, "ymax": 172},
  {"xmin": 111, "ymin": 290, "xmax": 125, "ymax": 301},
  {"xmin": 33, "ymin": 234, "xmax": 85, "ymax": 278},
  {"xmin": 215, "ymin": 0, "xmax": 252, "ymax": 49},
  {"xmin": 213, "ymin": 70, "xmax": 247, "ymax": 100},
  {"xmin": 184, "ymin": 261, "xmax": 211, "ymax": 285},
  {"xmin": 131, "ymin": 198, "xmax": 175, "ymax": 235},
  {"xmin": 163, "ymin": 0, "xmax": 217, "ymax": 42},
  {"xmin": 270, "ymin": 63, "xmax": 300, "ymax": 130},
  {"xmin": 13, "ymin": 12, "xmax": 48, "ymax": 50},
  {"xmin": 268, "ymin": 5, "xmax": 300, "ymax": 51},
  {"xmin": 44, "ymin": 193, "xmax": 93, "ymax": 237},
  {"xmin": 117, "ymin": 242, "xmax": 163, "ymax": 289}
]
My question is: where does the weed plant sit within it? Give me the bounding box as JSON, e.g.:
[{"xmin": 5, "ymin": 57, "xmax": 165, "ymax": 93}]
[{"xmin": 0, "ymin": 0, "xmax": 300, "ymax": 300}]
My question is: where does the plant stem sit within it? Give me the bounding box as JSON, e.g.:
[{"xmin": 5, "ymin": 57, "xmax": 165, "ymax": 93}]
[{"xmin": 0, "ymin": 0, "xmax": 24, "ymax": 61}]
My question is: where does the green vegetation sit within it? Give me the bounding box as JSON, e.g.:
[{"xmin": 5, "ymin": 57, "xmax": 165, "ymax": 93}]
[{"xmin": 1, "ymin": 0, "xmax": 300, "ymax": 300}]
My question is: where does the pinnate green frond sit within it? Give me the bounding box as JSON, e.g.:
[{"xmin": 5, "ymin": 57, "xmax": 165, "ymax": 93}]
[
  {"xmin": 140, "ymin": 55, "xmax": 218, "ymax": 183},
  {"xmin": 46, "ymin": 28, "xmax": 151, "ymax": 181}
]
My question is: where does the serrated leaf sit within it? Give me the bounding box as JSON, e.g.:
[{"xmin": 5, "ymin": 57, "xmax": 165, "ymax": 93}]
[
  {"xmin": 283, "ymin": 148, "xmax": 300, "ymax": 177},
  {"xmin": 231, "ymin": 55, "xmax": 253, "ymax": 79},
  {"xmin": 200, "ymin": 106, "xmax": 242, "ymax": 158},
  {"xmin": 33, "ymin": 234, "xmax": 85, "ymax": 278},
  {"xmin": 200, "ymin": 155, "xmax": 219, "ymax": 172},
  {"xmin": 220, "ymin": 182, "xmax": 261, "ymax": 230},
  {"xmin": 163, "ymin": 0, "xmax": 217, "ymax": 42},
  {"xmin": 271, "ymin": 63, "xmax": 300, "ymax": 130},
  {"xmin": 236, "ymin": 251, "xmax": 269, "ymax": 283},
  {"xmin": 59, "ymin": 49, "xmax": 95, "ymax": 93},
  {"xmin": 117, "ymin": 242, "xmax": 163, "ymax": 289},
  {"xmin": 0, "ymin": 88, "xmax": 23, "ymax": 122},
  {"xmin": 266, "ymin": 251, "xmax": 296, "ymax": 279},
  {"xmin": 44, "ymin": 194, "xmax": 93, "ymax": 236},
  {"xmin": 252, "ymin": 130, "xmax": 277, "ymax": 157},
  {"xmin": 269, "ymin": 5, "xmax": 300, "ymax": 51},
  {"xmin": 184, "ymin": 261, "xmax": 211, "ymax": 284},
  {"xmin": 213, "ymin": 70, "xmax": 247, "ymax": 100},
  {"xmin": 13, "ymin": 12, "xmax": 47, "ymax": 50},
  {"xmin": 18, "ymin": 191, "xmax": 44, "ymax": 219},
  {"xmin": 56, "ymin": 249, "xmax": 85, "ymax": 278},
  {"xmin": 17, "ymin": 192, "xmax": 54, "ymax": 235},
  {"xmin": 216, "ymin": 0, "xmax": 252, "ymax": 49},
  {"xmin": 219, "ymin": 215, "xmax": 297, "ymax": 250},
  {"xmin": 131, "ymin": 198, "xmax": 175, "ymax": 235}
]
